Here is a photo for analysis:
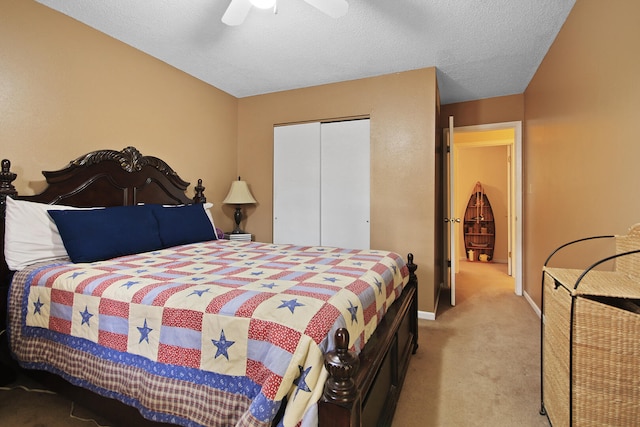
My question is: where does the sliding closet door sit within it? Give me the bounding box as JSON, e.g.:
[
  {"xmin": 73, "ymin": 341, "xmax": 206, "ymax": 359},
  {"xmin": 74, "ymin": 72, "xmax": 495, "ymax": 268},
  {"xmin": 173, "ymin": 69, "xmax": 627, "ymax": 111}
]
[
  {"xmin": 273, "ymin": 122, "xmax": 321, "ymax": 245},
  {"xmin": 273, "ymin": 119, "xmax": 370, "ymax": 248},
  {"xmin": 320, "ymin": 119, "xmax": 370, "ymax": 249}
]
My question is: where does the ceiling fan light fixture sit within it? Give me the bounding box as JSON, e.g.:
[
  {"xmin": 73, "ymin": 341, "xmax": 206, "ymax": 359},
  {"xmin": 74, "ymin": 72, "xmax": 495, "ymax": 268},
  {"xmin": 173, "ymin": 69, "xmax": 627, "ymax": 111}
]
[{"xmin": 250, "ymin": 0, "xmax": 276, "ymax": 9}]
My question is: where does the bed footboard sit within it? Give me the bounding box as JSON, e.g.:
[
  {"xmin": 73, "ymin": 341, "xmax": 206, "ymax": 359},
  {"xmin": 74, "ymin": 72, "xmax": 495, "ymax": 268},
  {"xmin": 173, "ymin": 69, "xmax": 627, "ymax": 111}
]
[{"xmin": 319, "ymin": 254, "xmax": 418, "ymax": 427}]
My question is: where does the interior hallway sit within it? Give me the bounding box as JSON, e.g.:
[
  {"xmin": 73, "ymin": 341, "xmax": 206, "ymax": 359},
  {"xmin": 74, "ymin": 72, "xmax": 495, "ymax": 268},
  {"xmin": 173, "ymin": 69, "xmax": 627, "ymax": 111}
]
[{"xmin": 392, "ymin": 261, "xmax": 549, "ymax": 426}]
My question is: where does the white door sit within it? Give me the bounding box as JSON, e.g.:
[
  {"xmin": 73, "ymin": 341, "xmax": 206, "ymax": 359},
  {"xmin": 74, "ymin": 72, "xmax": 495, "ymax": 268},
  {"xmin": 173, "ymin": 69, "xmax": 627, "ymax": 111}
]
[
  {"xmin": 446, "ymin": 116, "xmax": 459, "ymax": 306},
  {"xmin": 273, "ymin": 122, "xmax": 321, "ymax": 245},
  {"xmin": 320, "ymin": 119, "xmax": 370, "ymax": 249},
  {"xmin": 507, "ymin": 144, "xmax": 513, "ymax": 276}
]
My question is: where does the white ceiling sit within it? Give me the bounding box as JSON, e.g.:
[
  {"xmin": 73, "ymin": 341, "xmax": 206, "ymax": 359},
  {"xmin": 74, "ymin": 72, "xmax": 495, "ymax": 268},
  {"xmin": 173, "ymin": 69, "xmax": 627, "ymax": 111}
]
[{"xmin": 35, "ymin": 0, "xmax": 575, "ymax": 105}]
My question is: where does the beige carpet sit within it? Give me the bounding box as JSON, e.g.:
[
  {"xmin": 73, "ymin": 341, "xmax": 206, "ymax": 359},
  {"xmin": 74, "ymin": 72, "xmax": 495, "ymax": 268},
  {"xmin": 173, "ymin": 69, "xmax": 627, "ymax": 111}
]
[
  {"xmin": 392, "ymin": 261, "xmax": 550, "ymax": 426},
  {"xmin": 0, "ymin": 261, "xmax": 550, "ymax": 426},
  {"xmin": 0, "ymin": 365, "xmax": 114, "ymax": 426}
]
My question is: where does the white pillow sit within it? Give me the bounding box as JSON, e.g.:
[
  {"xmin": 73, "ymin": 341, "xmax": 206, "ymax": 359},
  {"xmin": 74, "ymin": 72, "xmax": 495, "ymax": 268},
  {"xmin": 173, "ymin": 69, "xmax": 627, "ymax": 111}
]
[
  {"xmin": 202, "ymin": 202, "xmax": 221, "ymax": 236},
  {"xmin": 4, "ymin": 197, "xmax": 94, "ymax": 270}
]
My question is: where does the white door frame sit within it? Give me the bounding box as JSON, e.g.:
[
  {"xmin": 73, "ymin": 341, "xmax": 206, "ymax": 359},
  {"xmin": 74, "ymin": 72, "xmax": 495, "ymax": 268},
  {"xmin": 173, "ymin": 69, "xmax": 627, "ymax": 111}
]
[{"xmin": 444, "ymin": 121, "xmax": 523, "ymax": 296}]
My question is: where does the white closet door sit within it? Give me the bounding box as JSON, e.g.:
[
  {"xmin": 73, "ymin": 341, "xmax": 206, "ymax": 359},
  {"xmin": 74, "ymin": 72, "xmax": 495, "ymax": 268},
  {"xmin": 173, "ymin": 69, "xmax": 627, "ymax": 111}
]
[
  {"xmin": 273, "ymin": 122, "xmax": 321, "ymax": 245},
  {"xmin": 320, "ymin": 119, "xmax": 370, "ymax": 249}
]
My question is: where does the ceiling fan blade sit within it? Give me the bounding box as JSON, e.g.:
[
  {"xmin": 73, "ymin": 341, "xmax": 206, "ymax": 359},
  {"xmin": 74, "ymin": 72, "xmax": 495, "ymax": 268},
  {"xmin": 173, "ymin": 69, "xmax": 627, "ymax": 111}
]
[
  {"xmin": 222, "ymin": 0, "xmax": 252, "ymax": 26},
  {"xmin": 303, "ymin": 0, "xmax": 348, "ymax": 19}
]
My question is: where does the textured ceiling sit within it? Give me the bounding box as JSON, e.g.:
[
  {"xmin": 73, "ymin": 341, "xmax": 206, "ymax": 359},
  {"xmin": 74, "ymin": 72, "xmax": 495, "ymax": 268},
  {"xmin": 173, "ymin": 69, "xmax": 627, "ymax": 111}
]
[{"xmin": 34, "ymin": 0, "xmax": 575, "ymax": 104}]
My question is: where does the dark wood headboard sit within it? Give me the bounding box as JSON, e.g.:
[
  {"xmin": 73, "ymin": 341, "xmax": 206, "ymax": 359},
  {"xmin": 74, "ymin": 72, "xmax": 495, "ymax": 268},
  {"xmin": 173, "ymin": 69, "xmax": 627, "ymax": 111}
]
[{"xmin": 0, "ymin": 146, "xmax": 206, "ymax": 286}]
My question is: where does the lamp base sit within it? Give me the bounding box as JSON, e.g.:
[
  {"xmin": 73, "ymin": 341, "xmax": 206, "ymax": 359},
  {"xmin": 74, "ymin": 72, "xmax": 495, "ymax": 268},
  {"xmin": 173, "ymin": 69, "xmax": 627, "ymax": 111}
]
[{"xmin": 232, "ymin": 206, "xmax": 245, "ymax": 234}]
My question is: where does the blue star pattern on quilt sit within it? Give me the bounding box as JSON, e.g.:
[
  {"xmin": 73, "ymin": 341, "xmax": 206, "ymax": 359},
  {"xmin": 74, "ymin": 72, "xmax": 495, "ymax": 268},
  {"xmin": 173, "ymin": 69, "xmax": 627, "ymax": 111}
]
[
  {"xmin": 347, "ymin": 301, "xmax": 359, "ymax": 323},
  {"xmin": 80, "ymin": 306, "xmax": 93, "ymax": 326},
  {"xmin": 121, "ymin": 280, "xmax": 139, "ymax": 289},
  {"xmin": 278, "ymin": 298, "xmax": 305, "ymax": 314},
  {"xmin": 137, "ymin": 319, "xmax": 153, "ymax": 344},
  {"xmin": 33, "ymin": 297, "xmax": 44, "ymax": 315},
  {"xmin": 212, "ymin": 330, "xmax": 235, "ymax": 360},
  {"xmin": 374, "ymin": 278, "xmax": 383, "ymax": 294},
  {"xmin": 189, "ymin": 288, "xmax": 210, "ymax": 297},
  {"xmin": 293, "ymin": 365, "xmax": 312, "ymax": 398}
]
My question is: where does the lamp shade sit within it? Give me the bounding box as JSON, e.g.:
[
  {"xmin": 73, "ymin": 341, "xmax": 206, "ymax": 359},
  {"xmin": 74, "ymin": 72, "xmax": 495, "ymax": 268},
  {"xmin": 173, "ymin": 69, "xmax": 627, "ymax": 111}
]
[{"xmin": 223, "ymin": 179, "xmax": 257, "ymax": 205}]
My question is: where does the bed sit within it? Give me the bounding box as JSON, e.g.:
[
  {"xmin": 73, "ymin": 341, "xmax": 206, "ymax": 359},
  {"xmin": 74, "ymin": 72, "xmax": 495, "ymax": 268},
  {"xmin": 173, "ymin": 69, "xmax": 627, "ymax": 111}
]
[{"xmin": 0, "ymin": 146, "xmax": 418, "ymax": 427}]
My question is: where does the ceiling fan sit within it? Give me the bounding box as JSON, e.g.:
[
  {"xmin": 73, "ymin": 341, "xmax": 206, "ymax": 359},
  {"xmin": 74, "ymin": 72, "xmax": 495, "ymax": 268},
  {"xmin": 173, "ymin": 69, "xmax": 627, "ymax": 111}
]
[{"xmin": 222, "ymin": 0, "xmax": 348, "ymax": 26}]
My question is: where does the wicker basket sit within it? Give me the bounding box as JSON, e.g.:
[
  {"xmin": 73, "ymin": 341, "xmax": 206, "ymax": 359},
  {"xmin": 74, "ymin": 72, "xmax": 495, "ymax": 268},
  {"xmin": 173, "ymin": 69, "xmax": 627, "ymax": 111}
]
[{"xmin": 541, "ymin": 224, "xmax": 640, "ymax": 426}]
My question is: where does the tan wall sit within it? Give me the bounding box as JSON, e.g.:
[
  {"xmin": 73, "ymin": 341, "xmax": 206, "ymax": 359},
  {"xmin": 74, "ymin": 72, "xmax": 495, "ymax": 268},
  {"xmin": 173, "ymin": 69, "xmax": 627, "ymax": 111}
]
[
  {"xmin": 237, "ymin": 69, "xmax": 438, "ymax": 312},
  {"xmin": 440, "ymin": 95, "xmax": 524, "ymax": 129},
  {"xmin": 523, "ymin": 0, "xmax": 640, "ymax": 307},
  {"xmin": 0, "ymin": 0, "xmax": 238, "ymax": 229}
]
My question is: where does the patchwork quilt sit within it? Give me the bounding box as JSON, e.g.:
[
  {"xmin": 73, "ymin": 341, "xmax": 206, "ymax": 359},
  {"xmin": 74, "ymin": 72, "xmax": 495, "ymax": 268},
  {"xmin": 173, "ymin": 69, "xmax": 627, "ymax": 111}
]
[{"xmin": 9, "ymin": 240, "xmax": 409, "ymax": 427}]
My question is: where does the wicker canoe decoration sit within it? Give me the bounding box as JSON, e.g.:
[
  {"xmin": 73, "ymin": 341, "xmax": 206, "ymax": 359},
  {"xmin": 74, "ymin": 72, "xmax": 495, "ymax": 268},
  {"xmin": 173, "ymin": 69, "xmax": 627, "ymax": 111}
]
[{"xmin": 463, "ymin": 181, "xmax": 495, "ymax": 262}]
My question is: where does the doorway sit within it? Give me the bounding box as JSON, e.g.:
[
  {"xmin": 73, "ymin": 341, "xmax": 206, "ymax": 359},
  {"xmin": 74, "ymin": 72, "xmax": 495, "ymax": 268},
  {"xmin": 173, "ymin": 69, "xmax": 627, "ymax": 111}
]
[{"xmin": 444, "ymin": 121, "xmax": 523, "ymax": 304}]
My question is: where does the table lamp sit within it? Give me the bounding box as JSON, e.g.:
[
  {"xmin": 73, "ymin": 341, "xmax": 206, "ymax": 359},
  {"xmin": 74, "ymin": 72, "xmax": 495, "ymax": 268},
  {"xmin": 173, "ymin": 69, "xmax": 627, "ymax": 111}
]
[{"xmin": 222, "ymin": 177, "xmax": 257, "ymax": 234}]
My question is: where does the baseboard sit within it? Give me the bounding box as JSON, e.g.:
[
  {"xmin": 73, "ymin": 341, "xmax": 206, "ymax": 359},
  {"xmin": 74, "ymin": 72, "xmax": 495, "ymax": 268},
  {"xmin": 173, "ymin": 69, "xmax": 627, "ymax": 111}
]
[
  {"xmin": 523, "ymin": 290, "xmax": 541, "ymax": 318},
  {"xmin": 422, "ymin": 292, "xmax": 539, "ymax": 321},
  {"xmin": 457, "ymin": 258, "xmax": 508, "ymax": 264},
  {"xmin": 418, "ymin": 310, "xmax": 436, "ymax": 321},
  {"xmin": 419, "ymin": 280, "xmax": 445, "ymax": 321}
]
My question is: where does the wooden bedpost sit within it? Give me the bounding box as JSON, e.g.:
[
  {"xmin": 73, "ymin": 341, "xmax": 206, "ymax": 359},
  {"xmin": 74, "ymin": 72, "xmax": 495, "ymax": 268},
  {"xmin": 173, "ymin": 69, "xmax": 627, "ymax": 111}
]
[
  {"xmin": 321, "ymin": 328, "xmax": 361, "ymax": 427},
  {"xmin": 406, "ymin": 253, "xmax": 417, "ymax": 282},
  {"xmin": 193, "ymin": 178, "xmax": 206, "ymax": 204},
  {"xmin": 323, "ymin": 328, "xmax": 359, "ymax": 403},
  {"xmin": 0, "ymin": 159, "xmax": 17, "ymax": 217},
  {"xmin": 0, "ymin": 159, "xmax": 17, "ymax": 286},
  {"xmin": 0, "ymin": 159, "xmax": 18, "ymax": 355}
]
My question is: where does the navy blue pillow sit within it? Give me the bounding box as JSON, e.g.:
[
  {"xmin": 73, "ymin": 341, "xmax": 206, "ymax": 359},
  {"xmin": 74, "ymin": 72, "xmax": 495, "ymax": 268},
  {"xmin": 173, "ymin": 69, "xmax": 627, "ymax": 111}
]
[
  {"xmin": 48, "ymin": 205, "xmax": 163, "ymax": 263},
  {"xmin": 151, "ymin": 204, "xmax": 217, "ymax": 248}
]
